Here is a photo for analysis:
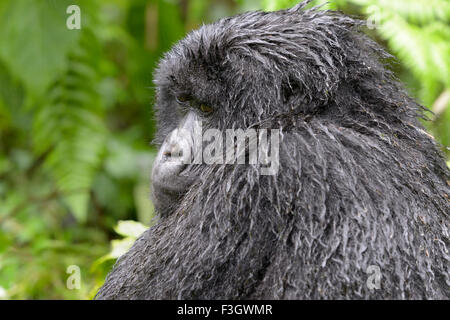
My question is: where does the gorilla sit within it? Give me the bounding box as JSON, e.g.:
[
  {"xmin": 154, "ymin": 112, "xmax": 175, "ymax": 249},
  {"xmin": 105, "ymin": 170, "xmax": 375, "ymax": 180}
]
[{"xmin": 96, "ymin": 1, "xmax": 449, "ymax": 299}]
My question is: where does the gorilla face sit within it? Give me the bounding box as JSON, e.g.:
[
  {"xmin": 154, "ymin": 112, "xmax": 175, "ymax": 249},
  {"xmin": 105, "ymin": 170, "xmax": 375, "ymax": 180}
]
[
  {"xmin": 151, "ymin": 110, "xmax": 202, "ymax": 216},
  {"xmin": 150, "ymin": 3, "xmax": 341, "ymax": 216}
]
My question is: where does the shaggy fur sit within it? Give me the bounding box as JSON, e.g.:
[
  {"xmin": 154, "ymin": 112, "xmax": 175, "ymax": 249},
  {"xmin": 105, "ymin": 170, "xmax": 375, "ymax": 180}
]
[{"xmin": 97, "ymin": 1, "xmax": 450, "ymax": 299}]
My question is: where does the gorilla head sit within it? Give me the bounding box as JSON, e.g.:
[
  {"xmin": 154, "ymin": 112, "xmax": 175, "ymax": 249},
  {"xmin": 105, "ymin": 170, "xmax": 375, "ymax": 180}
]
[{"xmin": 97, "ymin": 1, "xmax": 450, "ymax": 299}]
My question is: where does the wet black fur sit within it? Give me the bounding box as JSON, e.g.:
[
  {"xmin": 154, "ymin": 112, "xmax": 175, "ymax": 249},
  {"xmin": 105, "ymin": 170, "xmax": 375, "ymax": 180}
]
[{"xmin": 97, "ymin": 1, "xmax": 450, "ymax": 299}]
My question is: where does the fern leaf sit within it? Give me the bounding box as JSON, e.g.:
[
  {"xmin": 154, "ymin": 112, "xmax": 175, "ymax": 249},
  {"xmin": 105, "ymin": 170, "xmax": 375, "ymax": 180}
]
[{"xmin": 33, "ymin": 30, "xmax": 107, "ymax": 222}]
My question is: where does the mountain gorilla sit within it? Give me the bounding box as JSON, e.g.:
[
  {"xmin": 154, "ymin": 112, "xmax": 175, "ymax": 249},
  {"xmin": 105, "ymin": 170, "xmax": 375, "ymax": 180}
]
[{"xmin": 96, "ymin": 1, "xmax": 450, "ymax": 299}]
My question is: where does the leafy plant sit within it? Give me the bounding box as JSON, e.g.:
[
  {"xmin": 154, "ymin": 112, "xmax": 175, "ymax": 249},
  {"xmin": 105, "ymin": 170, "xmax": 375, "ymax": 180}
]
[
  {"xmin": 93, "ymin": 220, "xmax": 148, "ymax": 268},
  {"xmin": 0, "ymin": 0, "xmax": 448, "ymax": 300},
  {"xmin": 33, "ymin": 29, "xmax": 107, "ymax": 222}
]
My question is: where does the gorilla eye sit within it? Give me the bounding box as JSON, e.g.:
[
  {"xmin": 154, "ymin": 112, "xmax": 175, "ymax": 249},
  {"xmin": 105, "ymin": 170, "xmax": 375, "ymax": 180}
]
[
  {"xmin": 175, "ymin": 95, "xmax": 191, "ymax": 104},
  {"xmin": 199, "ymin": 103, "xmax": 213, "ymax": 113}
]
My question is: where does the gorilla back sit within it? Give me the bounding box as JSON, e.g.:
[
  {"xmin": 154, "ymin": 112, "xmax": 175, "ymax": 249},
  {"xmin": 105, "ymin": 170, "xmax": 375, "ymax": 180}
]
[{"xmin": 96, "ymin": 1, "xmax": 450, "ymax": 299}]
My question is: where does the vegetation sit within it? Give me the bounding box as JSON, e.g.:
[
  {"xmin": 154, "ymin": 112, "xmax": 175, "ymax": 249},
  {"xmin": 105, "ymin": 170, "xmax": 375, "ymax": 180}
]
[{"xmin": 0, "ymin": 0, "xmax": 448, "ymax": 299}]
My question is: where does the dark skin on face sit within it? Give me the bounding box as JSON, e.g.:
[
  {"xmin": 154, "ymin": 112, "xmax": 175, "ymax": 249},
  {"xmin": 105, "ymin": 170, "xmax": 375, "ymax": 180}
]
[
  {"xmin": 151, "ymin": 91, "xmax": 215, "ymax": 216},
  {"xmin": 151, "ymin": 110, "xmax": 199, "ymax": 215}
]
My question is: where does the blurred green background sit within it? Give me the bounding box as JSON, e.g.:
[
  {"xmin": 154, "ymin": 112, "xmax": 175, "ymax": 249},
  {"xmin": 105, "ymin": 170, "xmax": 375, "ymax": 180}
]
[{"xmin": 0, "ymin": 0, "xmax": 448, "ymax": 299}]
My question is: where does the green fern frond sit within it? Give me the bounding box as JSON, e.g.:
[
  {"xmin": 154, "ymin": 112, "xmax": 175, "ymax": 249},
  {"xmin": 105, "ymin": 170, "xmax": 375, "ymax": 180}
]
[
  {"xmin": 33, "ymin": 29, "xmax": 107, "ymax": 222},
  {"xmin": 371, "ymin": 10, "xmax": 450, "ymax": 105},
  {"xmin": 377, "ymin": 12, "xmax": 430, "ymax": 75}
]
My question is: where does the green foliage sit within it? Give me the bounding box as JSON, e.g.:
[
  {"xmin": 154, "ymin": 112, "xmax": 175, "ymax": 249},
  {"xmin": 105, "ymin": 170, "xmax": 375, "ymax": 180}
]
[
  {"xmin": 93, "ymin": 220, "xmax": 148, "ymax": 269},
  {"xmin": 33, "ymin": 30, "xmax": 107, "ymax": 222},
  {"xmin": 0, "ymin": 0, "xmax": 448, "ymax": 300},
  {"xmin": 0, "ymin": 0, "xmax": 82, "ymax": 97}
]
